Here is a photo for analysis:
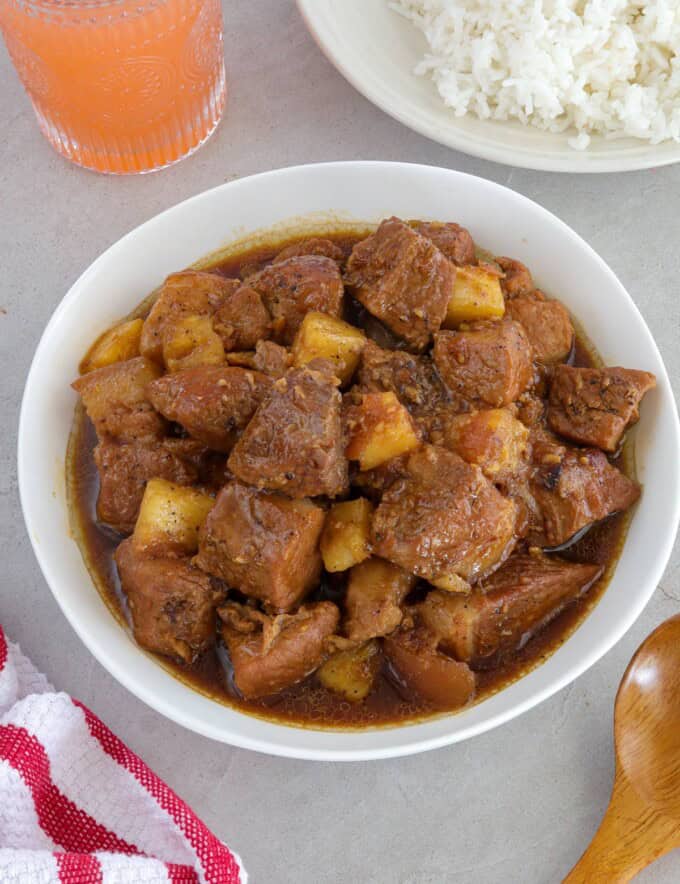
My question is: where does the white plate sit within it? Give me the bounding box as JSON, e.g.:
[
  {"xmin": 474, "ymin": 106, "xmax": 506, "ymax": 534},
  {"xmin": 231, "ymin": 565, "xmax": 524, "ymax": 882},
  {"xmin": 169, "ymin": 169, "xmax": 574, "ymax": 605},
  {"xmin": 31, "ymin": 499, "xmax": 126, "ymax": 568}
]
[
  {"xmin": 297, "ymin": 0, "xmax": 680, "ymax": 173},
  {"xmin": 18, "ymin": 162, "xmax": 680, "ymax": 760}
]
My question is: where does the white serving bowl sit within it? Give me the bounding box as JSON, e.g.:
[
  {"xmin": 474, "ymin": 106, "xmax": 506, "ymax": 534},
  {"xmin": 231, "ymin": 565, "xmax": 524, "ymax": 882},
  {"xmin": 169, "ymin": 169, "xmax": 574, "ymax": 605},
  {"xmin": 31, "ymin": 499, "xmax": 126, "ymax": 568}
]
[
  {"xmin": 18, "ymin": 162, "xmax": 680, "ymax": 760},
  {"xmin": 297, "ymin": 0, "xmax": 680, "ymax": 174}
]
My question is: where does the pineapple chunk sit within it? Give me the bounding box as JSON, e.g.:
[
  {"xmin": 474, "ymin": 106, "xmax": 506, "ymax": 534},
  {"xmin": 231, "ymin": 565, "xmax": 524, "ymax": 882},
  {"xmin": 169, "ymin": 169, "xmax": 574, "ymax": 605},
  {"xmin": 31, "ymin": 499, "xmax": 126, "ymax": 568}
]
[
  {"xmin": 346, "ymin": 392, "xmax": 420, "ymax": 471},
  {"xmin": 292, "ymin": 312, "xmax": 366, "ymax": 384},
  {"xmin": 162, "ymin": 315, "xmax": 225, "ymax": 372},
  {"xmin": 445, "ymin": 265, "xmax": 505, "ymax": 326},
  {"xmin": 132, "ymin": 478, "xmax": 215, "ymax": 556},
  {"xmin": 317, "ymin": 640, "xmax": 381, "ymax": 702},
  {"xmin": 79, "ymin": 319, "xmax": 144, "ymax": 374},
  {"xmin": 321, "ymin": 498, "xmax": 373, "ymax": 572},
  {"xmin": 442, "ymin": 408, "xmax": 529, "ymax": 479}
]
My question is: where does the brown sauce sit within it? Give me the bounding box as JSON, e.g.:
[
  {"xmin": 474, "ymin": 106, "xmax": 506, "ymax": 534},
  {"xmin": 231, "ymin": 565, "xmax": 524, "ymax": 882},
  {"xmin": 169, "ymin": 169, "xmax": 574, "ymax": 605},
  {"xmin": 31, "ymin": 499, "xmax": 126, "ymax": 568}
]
[{"xmin": 66, "ymin": 229, "xmax": 632, "ymax": 730}]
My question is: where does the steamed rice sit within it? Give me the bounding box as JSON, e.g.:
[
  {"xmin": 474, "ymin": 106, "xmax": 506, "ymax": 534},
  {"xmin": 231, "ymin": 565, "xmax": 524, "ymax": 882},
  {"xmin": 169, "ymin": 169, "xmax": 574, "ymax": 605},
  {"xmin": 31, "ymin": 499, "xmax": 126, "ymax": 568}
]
[{"xmin": 390, "ymin": 1, "xmax": 680, "ymax": 149}]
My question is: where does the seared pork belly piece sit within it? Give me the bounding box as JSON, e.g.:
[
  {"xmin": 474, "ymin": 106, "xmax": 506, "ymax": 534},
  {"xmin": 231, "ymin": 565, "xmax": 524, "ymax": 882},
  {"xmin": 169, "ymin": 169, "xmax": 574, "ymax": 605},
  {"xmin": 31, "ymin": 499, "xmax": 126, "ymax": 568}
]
[
  {"xmin": 94, "ymin": 438, "xmax": 202, "ymax": 534},
  {"xmin": 273, "ymin": 237, "xmax": 345, "ymax": 265},
  {"xmin": 251, "ymin": 340, "xmax": 293, "ymax": 377},
  {"xmin": 434, "ymin": 319, "xmax": 534, "ymax": 408},
  {"xmin": 212, "ymin": 284, "xmax": 271, "ymax": 352},
  {"xmin": 225, "ymin": 339, "xmax": 293, "ymax": 378},
  {"xmin": 115, "ymin": 537, "xmax": 224, "ymax": 664},
  {"xmin": 372, "ymin": 445, "xmax": 517, "ymax": 586},
  {"xmin": 417, "ymin": 553, "xmax": 602, "ymax": 666},
  {"xmin": 496, "ymin": 257, "xmax": 534, "ymax": 298},
  {"xmin": 409, "ymin": 220, "xmax": 476, "ymax": 266},
  {"xmin": 345, "ymin": 217, "xmax": 455, "ymax": 351},
  {"xmin": 72, "ymin": 356, "xmax": 165, "ymax": 442},
  {"xmin": 548, "ymin": 365, "xmax": 656, "ymax": 453},
  {"xmin": 351, "ymin": 453, "xmax": 411, "ymax": 502},
  {"xmin": 195, "ymin": 482, "xmax": 325, "ymax": 611},
  {"xmin": 531, "ymin": 444, "xmax": 640, "ymax": 548},
  {"xmin": 228, "ymin": 365, "xmax": 348, "ymax": 498},
  {"xmin": 344, "ymin": 558, "xmax": 416, "ymax": 642},
  {"xmin": 506, "ymin": 294, "xmax": 574, "ymax": 364},
  {"xmin": 357, "ymin": 340, "xmax": 451, "ymax": 420},
  {"xmin": 249, "ymin": 255, "xmax": 344, "ymax": 345},
  {"xmin": 220, "ymin": 600, "xmax": 339, "ymax": 699},
  {"xmin": 384, "ymin": 627, "xmax": 475, "ymax": 710},
  {"xmin": 515, "ymin": 392, "xmax": 546, "ymax": 428},
  {"xmin": 147, "ymin": 365, "xmax": 271, "ymax": 453}
]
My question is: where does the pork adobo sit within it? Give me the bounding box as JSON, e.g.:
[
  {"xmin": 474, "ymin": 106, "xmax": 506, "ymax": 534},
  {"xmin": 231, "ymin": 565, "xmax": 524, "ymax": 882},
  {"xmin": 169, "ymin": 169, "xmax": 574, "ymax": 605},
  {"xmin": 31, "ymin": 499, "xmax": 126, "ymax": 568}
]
[{"xmin": 67, "ymin": 218, "xmax": 655, "ymax": 727}]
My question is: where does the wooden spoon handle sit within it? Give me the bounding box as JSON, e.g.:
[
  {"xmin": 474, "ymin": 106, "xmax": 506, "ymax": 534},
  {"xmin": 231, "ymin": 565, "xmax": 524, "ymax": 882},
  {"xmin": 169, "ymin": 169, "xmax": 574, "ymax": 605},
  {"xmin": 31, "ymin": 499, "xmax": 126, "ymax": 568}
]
[{"xmin": 564, "ymin": 771, "xmax": 680, "ymax": 884}]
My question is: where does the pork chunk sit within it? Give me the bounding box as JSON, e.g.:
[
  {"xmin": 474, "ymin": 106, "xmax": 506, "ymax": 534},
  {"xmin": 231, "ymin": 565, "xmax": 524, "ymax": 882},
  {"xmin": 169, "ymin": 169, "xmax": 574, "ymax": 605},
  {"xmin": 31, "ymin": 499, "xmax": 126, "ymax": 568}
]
[
  {"xmin": 496, "ymin": 257, "xmax": 534, "ymax": 298},
  {"xmin": 249, "ymin": 255, "xmax": 344, "ymax": 344},
  {"xmin": 147, "ymin": 366, "xmax": 271, "ymax": 453},
  {"xmin": 251, "ymin": 339, "xmax": 291, "ymax": 377},
  {"xmin": 384, "ymin": 627, "xmax": 475, "ymax": 709},
  {"xmin": 140, "ymin": 271, "xmax": 237, "ymax": 363},
  {"xmin": 212, "ymin": 284, "xmax": 271, "ymax": 351},
  {"xmin": 226, "ymin": 340, "xmax": 292, "ymax": 378},
  {"xmin": 357, "ymin": 340, "xmax": 450, "ymax": 420},
  {"xmin": 409, "ymin": 220, "xmax": 476, "ymax": 266},
  {"xmin": 195, "ymin": 482, "xmax": 325, "ymax": 610},
  {"xmin": 506, "ymin": 295, "xmax": 574, "ymax": 364},
  {"xmin": 434, "ymin": 319, "xmax": 534, "ymax": 408},
  {"xmin": 345, "ymin": 217, "xmax": 455, "ymax": 351},
  {"xmin": 228, "ymin": 366, "xmax": 348, "ymax": 498},
  {"xmin": 72, "ymin": 357, "xmax": 165, "ymax": 442},
  {"xmin": 94, "ymin": 438, "xmax": 201, "ymax": 534},
  {"xmin": 531, "ymin": 446, "xmax": 640, "ymax": 547},
  {"xmin": 344, "ymin": 558, "xmax": 416, "ymax": 641},
  {"xmin": 115, "ymin": 538, "xmax": 224, "ymax": 663},
  {"xmin": 548, "ymin": 365, "xmax": 656, "ymax": 453},
  {"xmin": 417, "ymin": 554, "xmax": 602, "ymax": 665},
  {"xmin": 220, "ymin": 600, "xmax": 339, "ymax": 699},
  {"xmin": 351, "ymin": 454, "xmax": 411, "ymax": 502},
  {"xmin": 372, "ymin": 446, "xmax": 517, "ymax": 585},
  {"xmin": 273, "ymin": 238, "xmax": 345, "ymax": 264}
]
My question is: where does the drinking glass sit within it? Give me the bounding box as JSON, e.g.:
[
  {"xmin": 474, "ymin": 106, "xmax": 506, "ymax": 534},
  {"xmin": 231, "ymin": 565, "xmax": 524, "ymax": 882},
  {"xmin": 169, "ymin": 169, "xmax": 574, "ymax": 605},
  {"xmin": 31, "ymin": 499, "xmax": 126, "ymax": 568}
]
[{"xmin": 0, "ymin": 0, "xmax": 226, "ymax": 174}]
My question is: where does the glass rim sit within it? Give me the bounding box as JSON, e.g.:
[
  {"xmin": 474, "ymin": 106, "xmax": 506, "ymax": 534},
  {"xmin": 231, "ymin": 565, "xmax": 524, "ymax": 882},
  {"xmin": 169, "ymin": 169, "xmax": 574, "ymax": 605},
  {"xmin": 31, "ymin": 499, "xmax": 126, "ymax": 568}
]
[{"xmin": 6, "ymin": 0, "xmax": 168, "ymax": 9}]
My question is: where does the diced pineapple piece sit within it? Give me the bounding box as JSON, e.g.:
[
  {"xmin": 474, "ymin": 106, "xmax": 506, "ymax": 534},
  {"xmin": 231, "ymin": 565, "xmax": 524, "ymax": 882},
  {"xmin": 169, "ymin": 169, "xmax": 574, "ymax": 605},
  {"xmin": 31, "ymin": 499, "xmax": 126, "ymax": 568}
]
[
  {"xmin": 80, "ymin": 319, "xmax": 144, "ymax": 374},
  {"xmin": 132, "ymin": 478, "xmax": 215, "ymax": 556},
  {"xmin": 346, "ymin": 392, "xmax": 420, "ymax": 471},
  {"xmin": 442, "ymin": 408, "xmax": 529, "ymax": 479},
  {"xmin": 292, "ymin": 312, "xmax": 366, "ymax": 384},
  {"xmin": 317, "ymin": 640, "xmax": 381, "ymax": 702},
  {"xmin": 444, "ymin": 265, "xmax": 505, "ymax": 326},
  {"xmin": 225, "ymin": 351, "xmax": 257, "ymax": 368},
  {"xmin": 162, "ymin": 315, "xmax": 225, "ymax": 372},
  {"xmin": 321, "ymin": 498, "xmax": 373, "ymax": 572},
  {"xmin": 430, "ymin": 573, "xmax": 471, "ymax": 594}
]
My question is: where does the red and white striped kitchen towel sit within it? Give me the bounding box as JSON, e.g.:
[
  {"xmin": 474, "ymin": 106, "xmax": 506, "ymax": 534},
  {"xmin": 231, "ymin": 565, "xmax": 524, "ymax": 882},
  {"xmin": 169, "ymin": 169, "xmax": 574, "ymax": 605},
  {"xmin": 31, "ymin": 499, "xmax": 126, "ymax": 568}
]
[{"xmin": 0, "ymin": 625, "xmax": 246, "ymax": 884}]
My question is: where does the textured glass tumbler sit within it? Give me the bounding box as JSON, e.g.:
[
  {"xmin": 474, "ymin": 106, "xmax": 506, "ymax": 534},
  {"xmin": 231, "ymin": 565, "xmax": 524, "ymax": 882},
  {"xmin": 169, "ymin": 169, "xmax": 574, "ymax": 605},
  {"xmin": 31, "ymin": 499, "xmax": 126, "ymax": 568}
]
[{"xmin": 0, "ymin": 0, "xmax": 226, "ymax": 174}]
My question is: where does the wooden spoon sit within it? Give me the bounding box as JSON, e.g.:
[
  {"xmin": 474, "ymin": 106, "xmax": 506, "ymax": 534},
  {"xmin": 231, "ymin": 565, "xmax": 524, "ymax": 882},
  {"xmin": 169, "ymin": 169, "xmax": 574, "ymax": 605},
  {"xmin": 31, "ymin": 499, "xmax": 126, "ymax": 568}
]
[{"xmin": 565, "ymin": 615, "xmax": 680, "ymax": 883}]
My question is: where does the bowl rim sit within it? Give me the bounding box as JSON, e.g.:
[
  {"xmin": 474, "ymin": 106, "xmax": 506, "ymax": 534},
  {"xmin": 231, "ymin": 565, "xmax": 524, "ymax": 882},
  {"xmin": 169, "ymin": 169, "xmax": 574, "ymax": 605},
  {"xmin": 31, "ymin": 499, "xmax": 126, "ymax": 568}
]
[
  {"xmin": 296, "ymin": 0, "xmax": 680, "ymax": 174},
  {"xmin": 17, "ymin": 161, "xmax": 680, "ymax": 760}
]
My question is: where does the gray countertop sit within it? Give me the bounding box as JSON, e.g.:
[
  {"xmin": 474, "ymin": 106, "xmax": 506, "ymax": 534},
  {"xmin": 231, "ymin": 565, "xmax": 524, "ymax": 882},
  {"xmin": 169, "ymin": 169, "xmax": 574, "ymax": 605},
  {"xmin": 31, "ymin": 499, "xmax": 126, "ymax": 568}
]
[{"xmin": 1, "ymin": 3, "xmax": 679, "ymax": 882}]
